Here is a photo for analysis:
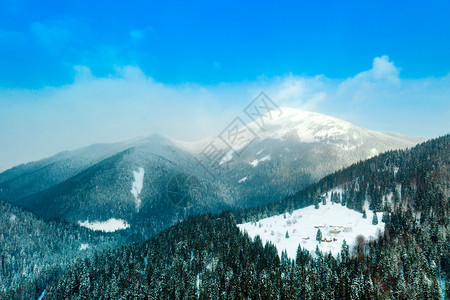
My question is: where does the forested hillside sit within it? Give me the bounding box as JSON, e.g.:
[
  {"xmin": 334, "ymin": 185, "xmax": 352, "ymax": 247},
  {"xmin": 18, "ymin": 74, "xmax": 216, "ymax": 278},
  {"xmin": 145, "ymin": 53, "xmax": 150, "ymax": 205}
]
[
  {"xmin": 0, "ymin": 201, "xmax": 127, "ymax": 299},
  {"xmin": 236, "ymin": 134, "xmax": 448, "ymax": 225},
  {"xmin": 43, "ymin": 135, "xmax": 449, "ymax": 299}
]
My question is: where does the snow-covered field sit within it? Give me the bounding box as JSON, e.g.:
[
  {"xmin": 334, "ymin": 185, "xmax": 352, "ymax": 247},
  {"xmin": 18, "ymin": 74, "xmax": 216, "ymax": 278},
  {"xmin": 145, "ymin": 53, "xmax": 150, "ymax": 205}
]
[
  {"xmin": 238, "ymin": 191, "xmax": 384, "ymax": 259},
  {"xmin": 78, "ymin": 218, "xmax": 130, "ymax": 232}
]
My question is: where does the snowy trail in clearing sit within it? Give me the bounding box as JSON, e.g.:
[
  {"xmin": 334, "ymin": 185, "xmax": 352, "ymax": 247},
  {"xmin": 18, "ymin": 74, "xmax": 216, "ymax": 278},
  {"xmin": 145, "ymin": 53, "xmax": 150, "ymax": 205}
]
[{"xmin": 131, "ymin": 167, "xmax": 144, "ymax": 211}]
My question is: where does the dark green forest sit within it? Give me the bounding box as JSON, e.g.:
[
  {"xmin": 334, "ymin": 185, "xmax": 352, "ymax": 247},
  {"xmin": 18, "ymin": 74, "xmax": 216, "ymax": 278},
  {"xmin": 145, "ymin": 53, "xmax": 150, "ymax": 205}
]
[{"xmin": 0, "ymin": 202, "xmax": 127, "ymax": 299}]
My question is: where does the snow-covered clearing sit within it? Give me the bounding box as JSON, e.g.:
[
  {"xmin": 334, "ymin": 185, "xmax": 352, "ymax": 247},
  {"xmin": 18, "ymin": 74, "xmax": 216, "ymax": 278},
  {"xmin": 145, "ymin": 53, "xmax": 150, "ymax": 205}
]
[
  {"xmin": 249, "ymin": 155, "xmax": 271, "ymax": 167},
  {"xmin": 238, "ymin": 190, "xmax": 384, "ymax": 259},
  {"xmin": 131, "ymin": 167, "xmax": 144, "ymax": 211},
  {"xmin": 78, "ymin": 218, "xmax": 130, "ymax": 232}
]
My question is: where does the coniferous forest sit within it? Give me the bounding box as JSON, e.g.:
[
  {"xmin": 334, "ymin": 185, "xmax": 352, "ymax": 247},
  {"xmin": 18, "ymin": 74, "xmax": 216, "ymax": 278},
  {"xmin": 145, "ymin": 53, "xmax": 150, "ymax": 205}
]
[
  {"xmin": 0, "ymin": 202, "xmax": 127, "ymax": 299},
  {"xmin": 3, "ymin": 135, "xmax": 443, "ymax": 299}
]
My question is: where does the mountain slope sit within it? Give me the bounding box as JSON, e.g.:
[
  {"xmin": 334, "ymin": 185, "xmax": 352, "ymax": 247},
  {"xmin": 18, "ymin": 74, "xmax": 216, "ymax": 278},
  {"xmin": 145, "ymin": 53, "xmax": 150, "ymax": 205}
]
[
  {"xmin": 1, "ymin": 108, "xmax": 424, "ymax": 238},
  {"xmin": 20, "ymin": 139, "xmax": 235, "ymax": 238},
  {"xmin": 217, "ymin": 107, "xmax": 424, "ymax": 206},
  {"xmin": 43, "ymin": 135, "xmax": 449, "ymax": 299},
  {"xmin": 0, "ymin": 141, "xmax": 135, "ymax": 202},
  {"xmin": 234, "ymin": 134, "xmax": 449, "ymax": 224}
]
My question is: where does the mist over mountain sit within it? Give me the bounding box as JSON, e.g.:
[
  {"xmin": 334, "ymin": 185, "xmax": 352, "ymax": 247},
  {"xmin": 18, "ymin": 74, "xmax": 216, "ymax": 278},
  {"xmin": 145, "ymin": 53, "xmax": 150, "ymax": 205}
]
[{"xmin": 0, "ymin": 108, "xmax": 423, "ymax": 239}]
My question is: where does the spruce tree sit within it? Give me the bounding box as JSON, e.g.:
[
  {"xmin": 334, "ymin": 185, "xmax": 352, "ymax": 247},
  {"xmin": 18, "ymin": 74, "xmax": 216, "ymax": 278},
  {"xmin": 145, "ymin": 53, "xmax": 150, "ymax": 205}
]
[
  {"xmin": 314, "ymin": 202, "xmax": 319, "ymax": 209},
  {"xmin": 341, "ymin": 239, "xmax": 349, "ymax": 260},
  {"xmin": 314, "ymin": 196, "xmax": 320, "ymax": 209},
  {"xmin": 316, "ymin": 229, "xmax": 322, "ymax": 242},
  {"xmin": 372, "ymin": 212, "xmax": 378, "ymax": 225}
]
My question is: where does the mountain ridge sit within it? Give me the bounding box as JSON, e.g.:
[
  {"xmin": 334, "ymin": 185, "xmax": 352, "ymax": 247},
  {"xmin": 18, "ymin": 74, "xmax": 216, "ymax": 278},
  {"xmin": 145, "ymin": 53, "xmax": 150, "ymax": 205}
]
[{"xmin": 0, "ymin": 108, "xmax": 426, "ymax": 239}]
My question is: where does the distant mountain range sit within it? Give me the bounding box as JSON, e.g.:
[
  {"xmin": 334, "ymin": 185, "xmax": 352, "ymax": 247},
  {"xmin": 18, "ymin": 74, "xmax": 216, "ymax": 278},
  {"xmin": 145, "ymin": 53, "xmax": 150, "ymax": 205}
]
[{"xmin": 0, "ymin": 107, "xmax": 424, "ymax": 238}]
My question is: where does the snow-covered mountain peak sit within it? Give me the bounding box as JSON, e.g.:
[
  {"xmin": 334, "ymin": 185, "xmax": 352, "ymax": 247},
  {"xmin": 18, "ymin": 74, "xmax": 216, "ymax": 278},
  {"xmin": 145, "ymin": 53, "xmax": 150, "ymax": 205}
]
[
  {"xmin": 122, "ymin": 107, "xmax": 420, "ymax": 158},
  {"xmin": 241, "ymin": 106, "xmax": 423, "ymax": 154},
  {"xmin": 248, "ymin": 107, "xmax": 354, "ymax": 143}
]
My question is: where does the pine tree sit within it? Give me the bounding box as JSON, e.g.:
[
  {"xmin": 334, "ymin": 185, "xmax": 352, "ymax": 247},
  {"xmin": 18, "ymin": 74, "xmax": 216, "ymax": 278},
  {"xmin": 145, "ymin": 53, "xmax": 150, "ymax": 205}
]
[
  {"xmin": 314, "ymin": 196, "xmax": 320, "ymax": 209},
  {"xmin": 372, "ymin": 212, "xmax": 378, "ymax": 225},
  {"xmin": 362, "ymin": 210, "xmax": 367, "ymax": 219},
  {"xmin": 316, "ymin": 229, "xmax": 322, "ymax": 242},
  {"xmin": 285, "ymin": 231, "xmax": 289, "ymax": 239},
  {"xmin": 341, "ymin": 239, "xmax": 349, "ymax": 261},
  {"xmin": 393, "ymin": 187, "xmax": 400, "ymax": 204}
]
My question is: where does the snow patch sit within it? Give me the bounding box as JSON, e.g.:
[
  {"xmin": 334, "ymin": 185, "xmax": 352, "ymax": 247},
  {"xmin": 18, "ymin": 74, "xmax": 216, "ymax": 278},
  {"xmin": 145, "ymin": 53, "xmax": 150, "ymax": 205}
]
[
  {"xmin": 219, "ymin": 150, "xmax": 233, "ymax": 165},
  {"xmin": 9, "ymin": 214, "xmax": 16, "ymax": 222},
  {"xmin": 196, "ymin": 274, "xmax": 201, "ymax": 295},
  {"xmin": 78, "ymin": 218, "xmax": 130, "ymax": 232},
  {"xmin": 368, "ymin": 148, "xmax": 378, "ymax": 158},
  {"xmin": 79, "ymin": 243, "xmax": 89, "ymax": 251},
  {"xmin": 131, "ymin": 167, "xmax": 145, "ymax": 211},
  {"xmin": 238, "ymin": 190, "xmax": 384, "ymax": 259},
  {"xmin": 249, "ymin": 155, "xmax": 271, "ymax": 167},
  {"xmin": 238, "ymin": 177, "xmax": 248, "ymax": 183},
  {"xmin": 393, "ymin": 167, "xmax": 399, "ymax": 176}
]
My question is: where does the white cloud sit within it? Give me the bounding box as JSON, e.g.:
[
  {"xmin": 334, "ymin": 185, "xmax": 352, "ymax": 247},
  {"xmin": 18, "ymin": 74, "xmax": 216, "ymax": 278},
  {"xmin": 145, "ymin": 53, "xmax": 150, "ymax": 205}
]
[
  {"xmin": 371, "ymin": 55, "xmax": 400, "ymax": 83},
  {"xmin": 0, "ymin": 56, "xmax": 448, "ymax": 169},
  {"xmin": 265, "ymin": 74, "xmax": 329, "ymax": 110}
]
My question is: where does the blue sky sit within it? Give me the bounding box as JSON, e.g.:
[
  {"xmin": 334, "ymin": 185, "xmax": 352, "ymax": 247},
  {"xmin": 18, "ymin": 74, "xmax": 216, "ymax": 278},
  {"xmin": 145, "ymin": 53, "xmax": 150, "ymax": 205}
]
[
  {"xmin": 0, "ymin": 0, "xmax": 449, "ymax": 169},
  {"xmin": 1, "ymin": 0, "xmax": 450, "ymax": 87}
]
